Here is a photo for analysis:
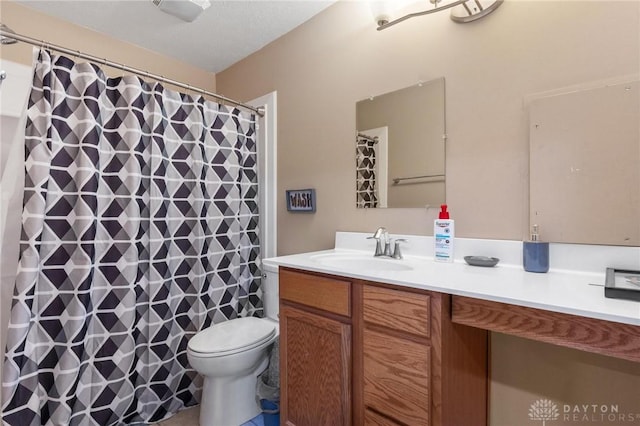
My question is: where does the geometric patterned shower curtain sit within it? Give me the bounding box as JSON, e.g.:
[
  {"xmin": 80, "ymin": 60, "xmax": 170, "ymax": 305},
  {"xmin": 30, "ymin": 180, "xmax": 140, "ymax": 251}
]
[
  {"xmin": 356, "ymin": 134, "xmax": 378, "ymax": 208},
  {"xmin": 1, "ymin": 50, "xmax": 261, "ymax": 425}
]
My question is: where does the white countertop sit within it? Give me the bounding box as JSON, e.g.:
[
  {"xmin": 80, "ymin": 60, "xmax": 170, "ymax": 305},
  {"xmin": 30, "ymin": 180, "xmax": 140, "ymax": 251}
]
[{"xmin": 263, "ymin": 232, "xmax": 640, "ymax": 326}]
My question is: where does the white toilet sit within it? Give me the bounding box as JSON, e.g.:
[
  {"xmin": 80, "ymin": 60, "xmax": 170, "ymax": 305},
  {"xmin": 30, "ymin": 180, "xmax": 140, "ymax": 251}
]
[{"xmin": 187, "ymin": 264, "xmax": 279, "ymax": 426}]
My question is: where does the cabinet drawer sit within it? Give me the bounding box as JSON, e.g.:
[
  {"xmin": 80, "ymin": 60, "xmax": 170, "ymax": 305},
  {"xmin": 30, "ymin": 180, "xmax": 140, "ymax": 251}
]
[
  {"xmin": 363, "ymin": 329, "xmax": 430, "ymax": 426},
  {"xmin": 363, "ymin": 285, "xmax": 430, "ymax": 338},
  {"xmin": 280, "ymin": 268, "xmax": 351, "ymax": 317}
]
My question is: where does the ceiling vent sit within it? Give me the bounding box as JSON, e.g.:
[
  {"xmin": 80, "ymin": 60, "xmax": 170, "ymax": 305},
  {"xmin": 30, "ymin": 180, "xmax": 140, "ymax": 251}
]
[{"xmin": 152, "ymin": 0, "xmax": 211, "ymax": 22}]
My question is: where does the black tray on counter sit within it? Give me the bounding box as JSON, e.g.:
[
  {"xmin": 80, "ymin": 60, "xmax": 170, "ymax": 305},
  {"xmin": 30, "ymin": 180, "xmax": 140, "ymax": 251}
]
[{"xmin": 604, "ymin": 268, "xmax": 640, "ymax": 302}]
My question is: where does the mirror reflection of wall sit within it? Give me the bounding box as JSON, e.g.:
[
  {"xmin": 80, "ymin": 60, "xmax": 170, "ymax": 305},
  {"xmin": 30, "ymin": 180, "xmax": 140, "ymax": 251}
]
[
  {"xmin": 529, "ymin": 78, "xmax": 640, "ymax": 246},
  {"xmin": 356, "ymin": 77, "xmax": 446, "ymax": 209}
]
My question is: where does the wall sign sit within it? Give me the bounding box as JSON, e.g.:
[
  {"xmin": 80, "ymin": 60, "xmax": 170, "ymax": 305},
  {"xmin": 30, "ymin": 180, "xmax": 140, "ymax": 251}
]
[{"xmin": 286, "ymin": 189, "xmax": 316, "ymax": 213}]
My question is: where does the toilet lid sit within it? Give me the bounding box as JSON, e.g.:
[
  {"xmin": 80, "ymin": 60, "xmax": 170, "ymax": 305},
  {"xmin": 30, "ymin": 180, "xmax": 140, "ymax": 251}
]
[{"xmin": 188, "ymin": 317, "xmax": 276, "ymax": 356}]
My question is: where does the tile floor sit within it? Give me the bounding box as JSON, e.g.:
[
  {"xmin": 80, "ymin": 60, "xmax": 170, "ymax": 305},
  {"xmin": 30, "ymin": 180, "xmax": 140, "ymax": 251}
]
[
  {"xmin": 154, "ymin": 406, "xmax": 199, "ymax": 426},
  {"xmin": 154, "ymin": 406, "xmax": 265, "ymax": 426},
  {"xmin": 241, "ymin": 414, "xmax": 265, "ymax": 426}
]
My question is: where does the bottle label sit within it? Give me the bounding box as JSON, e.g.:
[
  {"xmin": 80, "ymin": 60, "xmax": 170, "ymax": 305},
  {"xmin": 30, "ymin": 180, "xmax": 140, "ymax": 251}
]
[
  {"xmin": 434, "ymin": 219, "xmax": 454, "ymax": 262},
  {"xmin": 435, "ymin": 238, "xmax": 450, "ymax": 247}
]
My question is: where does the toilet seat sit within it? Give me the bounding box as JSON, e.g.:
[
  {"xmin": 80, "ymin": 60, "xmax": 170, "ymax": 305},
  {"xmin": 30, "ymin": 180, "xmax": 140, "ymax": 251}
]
[{"xmin": 188, "ymin": 317, "xmax": 276, "ymax": 358}]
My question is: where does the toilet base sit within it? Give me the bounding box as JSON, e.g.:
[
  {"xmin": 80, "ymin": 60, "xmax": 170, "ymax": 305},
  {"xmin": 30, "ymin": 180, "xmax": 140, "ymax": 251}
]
[{"xmin": 198, "ymin": 357, "xmax": 269, "ymax": 426}]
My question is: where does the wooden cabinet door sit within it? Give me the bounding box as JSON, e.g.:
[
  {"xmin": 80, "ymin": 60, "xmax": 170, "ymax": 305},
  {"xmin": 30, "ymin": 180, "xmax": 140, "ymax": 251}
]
[{"xmin": 280, "ymin": 304, "xmax": 352, "ymax": 426}]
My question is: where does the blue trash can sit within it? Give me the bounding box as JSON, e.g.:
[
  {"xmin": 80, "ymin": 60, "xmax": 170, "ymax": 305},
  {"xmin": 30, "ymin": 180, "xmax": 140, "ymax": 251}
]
[
  {"xmin": 260, "ymin": 398, "xmax": 279, "ymax": 426},
  {"xmin": 257, "ymin": 340, "xmax": 280, "ymax": 426}
]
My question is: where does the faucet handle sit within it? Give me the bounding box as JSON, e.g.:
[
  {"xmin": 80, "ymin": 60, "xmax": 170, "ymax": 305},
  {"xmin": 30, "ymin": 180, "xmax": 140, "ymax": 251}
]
[{"xmin": 392, "ymin": 239, "xmax": 407, "ymax": 259}]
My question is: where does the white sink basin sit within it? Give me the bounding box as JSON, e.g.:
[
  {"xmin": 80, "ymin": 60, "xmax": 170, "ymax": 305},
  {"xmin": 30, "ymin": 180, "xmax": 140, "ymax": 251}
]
[{"xmin": 309, "ymin": 252, "xmax": 413, "ymax": 272}]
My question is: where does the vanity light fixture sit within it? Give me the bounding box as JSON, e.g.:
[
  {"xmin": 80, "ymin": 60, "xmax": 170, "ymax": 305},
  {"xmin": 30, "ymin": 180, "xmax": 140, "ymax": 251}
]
[{"xmin": 375, "ymin": 0, "xmax": 503, "ymax": 31}]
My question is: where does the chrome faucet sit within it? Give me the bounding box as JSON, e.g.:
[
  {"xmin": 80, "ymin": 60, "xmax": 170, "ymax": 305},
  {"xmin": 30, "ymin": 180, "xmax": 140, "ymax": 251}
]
[
  {"xmin": 368, "ymin": 228, "xmax": 406, "ymax": 259},
  {"xmin": 368, "ymin": 227, "xmax": 388, "ymax": 256}
]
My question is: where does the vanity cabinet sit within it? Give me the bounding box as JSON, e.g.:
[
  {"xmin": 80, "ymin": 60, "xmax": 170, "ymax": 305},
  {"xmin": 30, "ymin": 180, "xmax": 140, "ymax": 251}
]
[{"xmin": 280, "ymin": 267, "xmax": 489, "ymax": 426}]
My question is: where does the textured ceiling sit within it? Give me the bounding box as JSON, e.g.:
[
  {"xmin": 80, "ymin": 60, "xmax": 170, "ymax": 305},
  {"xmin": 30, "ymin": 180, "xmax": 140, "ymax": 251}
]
[{"xmin": 15, "ymin": 0, "xmax": 337, "ymax": 73}]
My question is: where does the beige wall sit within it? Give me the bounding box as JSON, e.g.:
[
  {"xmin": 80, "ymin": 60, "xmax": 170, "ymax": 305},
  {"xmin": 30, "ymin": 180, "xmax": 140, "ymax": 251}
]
[
  {"xmin": 0, "ymin": 0, "xmax": 216, "ymax": 92},
  {"xmin": 217, "ymin": 1, "xmax": 640, "ymax": 424},
  {"xmin": 491, "ymin": 333, "xmax": 640, "ymax": 426},
  {"xmin": 217, "ymin": 0, "xmax": 639, "ymax": 256}
]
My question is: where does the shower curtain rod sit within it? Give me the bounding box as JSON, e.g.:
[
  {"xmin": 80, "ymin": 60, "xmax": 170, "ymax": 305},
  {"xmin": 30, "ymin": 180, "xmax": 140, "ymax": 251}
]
[
  {"xmin": 0, "ymin": 28, "xmax": 264, "ymax": 117},
  {"xmin": 357, "ymin": 133, "xmax": 378, "ymax": 143}
]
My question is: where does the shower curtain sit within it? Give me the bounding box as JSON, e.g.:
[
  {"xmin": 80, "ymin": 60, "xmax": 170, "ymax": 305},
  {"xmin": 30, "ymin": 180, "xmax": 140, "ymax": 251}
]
[
  {"xmin": 356, "ymin": 135, "xmax": 378, "ymax": 208},
  {"xmin": 1, "ymin": 50, "xmax": 262, "ymax": 425}
]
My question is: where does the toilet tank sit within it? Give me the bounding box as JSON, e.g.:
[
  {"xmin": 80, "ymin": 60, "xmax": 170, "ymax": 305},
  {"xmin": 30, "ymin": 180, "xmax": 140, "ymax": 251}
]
[{"xmin": 261, "ymin": 263, "xmax": 279, "ymax": 321}]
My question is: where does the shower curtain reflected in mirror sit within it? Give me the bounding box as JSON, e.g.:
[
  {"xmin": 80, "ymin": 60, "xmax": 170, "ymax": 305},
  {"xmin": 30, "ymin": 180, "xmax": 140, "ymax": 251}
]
[
  {"xmin": 1, "ymin": 50, "xmax": 262, "ymax": 425},
  {"xmin": 356, "ymin": 134, "xmax": 378, "ymax": 208}
]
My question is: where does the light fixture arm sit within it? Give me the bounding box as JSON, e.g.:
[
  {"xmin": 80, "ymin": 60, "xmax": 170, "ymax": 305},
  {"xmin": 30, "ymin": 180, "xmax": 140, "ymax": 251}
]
[{"xmin": 376, "ymin": 0, "xmax": 469, "ymax": 31}]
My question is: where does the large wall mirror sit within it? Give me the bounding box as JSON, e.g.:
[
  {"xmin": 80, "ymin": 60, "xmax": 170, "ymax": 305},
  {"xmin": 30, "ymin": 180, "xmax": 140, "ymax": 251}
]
[
  {"xmin": 355, "ymin": 77, "xmax": 446, "ymax": 208},
  {"xmin": 529, "ymin": 78, "xmax": 639, "ymax": 246}
]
